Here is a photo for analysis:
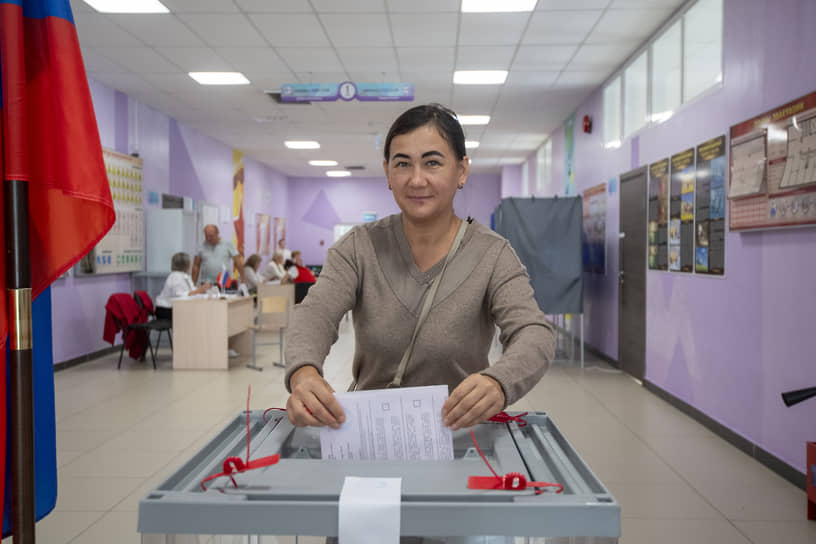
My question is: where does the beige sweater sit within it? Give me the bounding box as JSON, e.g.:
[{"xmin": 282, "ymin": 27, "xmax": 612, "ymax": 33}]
[{"xmin": 284, "ymin": 214, "xmax": 554, "ymax": 406}]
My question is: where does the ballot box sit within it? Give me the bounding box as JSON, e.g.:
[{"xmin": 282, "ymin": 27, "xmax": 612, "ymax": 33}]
[{"xmin": 138, "ymin": 411, "xmax": 620, "ymax": 543}]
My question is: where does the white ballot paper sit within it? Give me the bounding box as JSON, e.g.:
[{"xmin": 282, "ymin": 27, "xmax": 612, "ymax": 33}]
[
  {"xmin": 338, "ymin": 476, "xmax": 401, "ymax": 544},
  {"xmin": 320, "ymin": 385, "xmax": 454, "ymax": 461}
]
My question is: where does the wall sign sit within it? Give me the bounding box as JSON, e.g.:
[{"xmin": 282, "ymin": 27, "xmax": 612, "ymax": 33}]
[{"xmin": 280, "ymin": 82, "xmax": 414, "ymax": 102}]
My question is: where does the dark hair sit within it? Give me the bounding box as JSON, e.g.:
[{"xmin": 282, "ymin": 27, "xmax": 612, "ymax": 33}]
[
  {"xmin": 384, "ymin": 103, "xmax": 466, "ymax": 161},
  {"xmin": 284, "ymin": 259, "xmax": 295, "ymax": 268},
  {"xmin": 170, "ymin": 252, "xmax": 190, "ymax": 272}
]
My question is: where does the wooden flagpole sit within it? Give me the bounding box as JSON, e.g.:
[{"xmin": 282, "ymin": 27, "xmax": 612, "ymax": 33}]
[{"xmin": 5, "ymin": 179, "xmax": 36, "ymax": 543}]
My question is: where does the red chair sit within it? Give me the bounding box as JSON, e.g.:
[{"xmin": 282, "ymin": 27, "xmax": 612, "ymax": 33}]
[{"xmin": 103, "ymin": 293, "xmax": 151, "ymax": 368}]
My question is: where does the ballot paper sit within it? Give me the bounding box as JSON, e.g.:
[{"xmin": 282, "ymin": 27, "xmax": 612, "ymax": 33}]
[
  {"xmin": 338, "ymin": 477, "xmax": 401, "ymax": 544},
  {"xmin": 320, "ymin": 385, "xmax": 454, "ymax": 461}
]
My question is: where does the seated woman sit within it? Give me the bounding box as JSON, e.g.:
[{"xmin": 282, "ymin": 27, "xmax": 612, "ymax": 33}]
[
  {"xmin": 262, "ymin": 251, "xmax": 286, "ymax": 281},
  {"xmin": 156, "ymin": 252, "xmax": 212, "ymax": 319},
  {"xmin": 243, "ymin": 254, "xmax": 263, "ymax": 291},
  {"xmin": 281, "ymin": 250, "xmax": 316, "ymax": 284}
]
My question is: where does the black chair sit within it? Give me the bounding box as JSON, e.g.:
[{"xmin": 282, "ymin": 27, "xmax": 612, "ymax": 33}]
[
  {"xmin": 133, "ymin": 291, "xmax": 173, "ymax": 365},
  {"xmin": 294, "ymin": 282, "xmax": 315, "ymax": 304}
]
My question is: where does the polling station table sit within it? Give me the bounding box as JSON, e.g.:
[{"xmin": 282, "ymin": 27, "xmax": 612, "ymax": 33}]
[{"xmin": 138, "ymin": 411, "xmax": 620, "ymax": 542}]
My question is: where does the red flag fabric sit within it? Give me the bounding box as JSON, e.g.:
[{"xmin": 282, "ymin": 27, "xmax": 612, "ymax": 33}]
[{"xmin": 0, "ymin": 0, "xmax": 115, "ymax": 522}]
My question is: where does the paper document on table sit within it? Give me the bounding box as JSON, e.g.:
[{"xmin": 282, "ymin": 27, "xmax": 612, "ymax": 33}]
[{"xmin": 320, "ymin": 385, "xmax": 454, "ymax": 461}]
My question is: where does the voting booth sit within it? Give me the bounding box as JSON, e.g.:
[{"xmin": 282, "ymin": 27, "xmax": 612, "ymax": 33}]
[{"xmin": 138, "ymin": 409, "xmax": 620, "ymax": 543}]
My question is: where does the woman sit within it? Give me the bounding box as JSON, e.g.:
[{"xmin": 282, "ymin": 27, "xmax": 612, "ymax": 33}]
[
  {"xmin": 284, "ymin": 103, "xmax": 554, "ymax": 432},
  {"xmin": 262, "ymin": 251, "xmax": 286, "ymax": 281},
  {"xmin": 281, "ymin": 251, "xmax": 316, "ymax": 285},
  {"xmin": 155, "ymin": 252, "xmax": 212, "ymax": 319},
  {"xmin": 243, "ymin": 253, "xmax": 263, "ymax": 291}
]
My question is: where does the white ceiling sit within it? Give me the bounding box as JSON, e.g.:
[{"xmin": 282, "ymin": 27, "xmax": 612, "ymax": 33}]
[{"xmin": 71, "ymin": 0, "xmax": 686, "ymax": 177}]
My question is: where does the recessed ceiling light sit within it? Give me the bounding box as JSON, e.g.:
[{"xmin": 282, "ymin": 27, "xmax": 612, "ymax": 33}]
[
  {"xmin": 285, "ymin": 141, "xmax": 320, "ymax": 149},
  {"xmin": 326, "ymin": 170, "xmax": 352, "ymax": 178},
  {"xmin": 453, "ymin": 70, "xmax": 508, "ymax": 85},
  {"xmin": 309, "ymin": 160, "xmax": 338, "ymax": 166},
  {"xmin": 458, "ymin": 115, "xmax": 491, "ymax": 125},
  {"xmin": 461, "ymin": 0, "xmax": 537, "ymax": 13},
  {"xmin": 83, "ymin": 0, "xmax": 169, "ymax": 13},
  {"xmin": 188, "ymin": 72, "xmax": 249, "ymax": 85},
  {"xmin": 465, "ymin": 140, "xmax": 480, "ymax": 149}
]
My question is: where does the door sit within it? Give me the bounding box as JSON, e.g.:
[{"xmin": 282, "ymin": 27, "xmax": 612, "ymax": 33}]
[{"xmin": 618, "ymin": 167, "xmax": 648, "ymax": 380}]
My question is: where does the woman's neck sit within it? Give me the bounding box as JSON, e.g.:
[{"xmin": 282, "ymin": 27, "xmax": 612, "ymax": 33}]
[{"xmin": 402, "ymin": 212, "xmax": 462, "ymax": 271}]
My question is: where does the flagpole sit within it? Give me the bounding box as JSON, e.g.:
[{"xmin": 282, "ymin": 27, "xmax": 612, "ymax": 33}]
[{"xmin": 5, "ymin": 179, "xmax": 36, "ymax": 544}]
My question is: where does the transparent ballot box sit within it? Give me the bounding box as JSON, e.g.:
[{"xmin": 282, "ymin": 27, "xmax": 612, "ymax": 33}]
[{"xmin": 138, "ymin": 412, "xmax": 620, "ymax": 543}]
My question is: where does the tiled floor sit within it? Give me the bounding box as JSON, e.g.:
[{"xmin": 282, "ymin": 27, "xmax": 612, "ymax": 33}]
[{"xmin": 9, "ymin": 319, "xmax": 813, "ymax": 543}]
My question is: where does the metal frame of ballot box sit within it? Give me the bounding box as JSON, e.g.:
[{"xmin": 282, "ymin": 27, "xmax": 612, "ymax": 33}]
[{"xmin": 138, "ymin": 412, "xmax": 620, "ymax": 543}]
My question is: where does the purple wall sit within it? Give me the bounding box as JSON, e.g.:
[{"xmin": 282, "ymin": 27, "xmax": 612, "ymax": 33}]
[
  {"xmin": 538, "ymin": 0, "xmax": 816, "ymax": 473},
  {"xmin": 287, "ymin": 173, "xmax": 501, "ymax": 265},
  {"xmin": 50, "ymin": 78, "xmax": 289, "ymax": 364}
]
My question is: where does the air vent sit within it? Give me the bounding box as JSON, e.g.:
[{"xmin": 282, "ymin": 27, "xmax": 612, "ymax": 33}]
[
  {"xmin": 264, "ymin": 90, "xmax": 311, "ymax": 105},
  {"xmin": 344, "ymin": 165, "xmax": 365, "ymax": 171}
]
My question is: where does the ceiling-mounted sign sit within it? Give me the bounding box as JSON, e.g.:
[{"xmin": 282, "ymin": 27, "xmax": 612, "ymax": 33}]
[{"xmin": 280, "ymin": 82, "xmax": 414, "ymax": 103}]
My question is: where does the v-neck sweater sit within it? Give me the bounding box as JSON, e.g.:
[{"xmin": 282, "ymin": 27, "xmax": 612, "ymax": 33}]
[{"xmin": 284, "ymin": 213, "xmax": 554, "ymax": 406}]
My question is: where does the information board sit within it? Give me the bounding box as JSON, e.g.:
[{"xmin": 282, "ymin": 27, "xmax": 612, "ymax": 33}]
[
  {"xmin": 729, "ymin": 90, "xmax": 816, "ymax": 231},
  {"xmin": 76, "ymin": 149, "xmax": 144, "ymax": 275},
  {"xmin": 648, "ymin": 159, "xmax": 669, "ymax": 270},
  {"xmin": 669, "ymin": 148, "xmax": 695, "ymax": 273},
  {"xmin": 695, "ymin": 136, "xmax": 726, "ymax": 275}
]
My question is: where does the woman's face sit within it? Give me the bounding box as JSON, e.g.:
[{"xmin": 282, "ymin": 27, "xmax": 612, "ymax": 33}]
[{"xmin": 383, "ymin": 124, "xmax": 468, "ymax": 224}]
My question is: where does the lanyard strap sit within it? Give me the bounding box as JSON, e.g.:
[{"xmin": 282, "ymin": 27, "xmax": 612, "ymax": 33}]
[{"xmin": 389, "ymin": 219, "xmax": 468, "ymax": 388}]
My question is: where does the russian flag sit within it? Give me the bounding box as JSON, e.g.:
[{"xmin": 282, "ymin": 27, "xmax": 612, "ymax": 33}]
[
  {"xmin": 1, "ymin": 0, "xmax": 115, "ymax": 533},
  {"xmin": 216, "ymin": 265, "xmax": 232, "ymax": 290}
]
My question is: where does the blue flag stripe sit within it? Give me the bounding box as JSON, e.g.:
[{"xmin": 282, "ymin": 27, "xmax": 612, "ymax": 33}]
[{"xmin": 0, "ymin": 0, "xmax": 75, "ymax": 25}]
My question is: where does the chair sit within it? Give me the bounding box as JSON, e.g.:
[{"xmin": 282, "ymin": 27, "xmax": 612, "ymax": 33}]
[
  {"xmin": 294, "ymin": 281, "xmax": 315, "ymax": 304},
  {"xmin": 104, "ymin": 293, "xmax": 152, "ymax": 369},
  {"xmin": 133, "ymin": 291, "xmax": 173, "ymax": 367},
  {"xmin": 250, "ymin": 283, "xmax": 294, "ymax": 370}
]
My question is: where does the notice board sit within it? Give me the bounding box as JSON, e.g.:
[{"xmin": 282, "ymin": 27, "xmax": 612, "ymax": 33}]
[
  {"xmin": 76, "ymin": 148, "xmax": 144, "ymax": 275},
  {"xmin": 729, "ymin": 90, "xmax": 816, "ymax": 231}
]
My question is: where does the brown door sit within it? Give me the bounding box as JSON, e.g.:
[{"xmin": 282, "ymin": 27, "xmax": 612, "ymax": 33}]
[{"xmin": 618, "ymin": 167, "xmax": 648, "ymax": 380}]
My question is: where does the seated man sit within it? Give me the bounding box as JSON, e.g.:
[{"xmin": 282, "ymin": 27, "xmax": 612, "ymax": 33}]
[{"xmin": 156, "ymin": 252, "xmax": 212, "ymax": 319}]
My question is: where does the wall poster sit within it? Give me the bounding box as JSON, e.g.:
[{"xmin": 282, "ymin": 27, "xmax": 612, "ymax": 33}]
[
  {"xmin": 648, "ymin": 159, "xmax": 670, "ymax": 270},
  {"xmin": 232, "ymin": 150, "xmax": 245, "ymax": 277},
  {"xmin": 256, "ymin": 213, "xmax": 271, "ymax": 256},
  {"xmin": 695, "ymin": 135, "xmax": 726, "ymax": 275},
  {"xmin": 273, "ymin": 217, "xmax": 286, "ymax": 255},
  {"xmin": 582, "ymin": 183, "xmax": 607, "ymax": 274},
  {"xmin": 669, "ymin": 148, "xmax": 695, "ymax": 273},
  {"xmin": 729, "ymin": 90, "xmax": 816, "ymax": 230},
  {"xmin": 76, "ymin": 148, "xmax": 144, "ymax": 275}
]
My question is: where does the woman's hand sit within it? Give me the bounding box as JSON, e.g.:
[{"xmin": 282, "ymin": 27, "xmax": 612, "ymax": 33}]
[
  {"xmin": 286, "ymin": 366, "xmax": 346, "ymax": 429},
  {"xmin": 441, "ymin": 374, "xmax": 505, "ymax": 431}
]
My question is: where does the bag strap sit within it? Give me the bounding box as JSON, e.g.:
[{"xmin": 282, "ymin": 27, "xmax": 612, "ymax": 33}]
[{"xmin": 389, "ymin": 219, "xmax": 469, "ymax": 388}]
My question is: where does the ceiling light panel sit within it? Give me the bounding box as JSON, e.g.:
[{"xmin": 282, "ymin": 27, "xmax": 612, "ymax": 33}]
[
  {"xmin": 465, "ymin": 140, "xmax": 480, "ymax": 149},
  {"xmin": 461, "ymin": 0, "xmax": 537, "ymax": 12},
  {"xmin": 83, "ymin": 0, "xmax": 169, "ymax": 13},
  {"xmin": 453, "ymin": 70, "xmax": 508, "ymax": 85},
  {"xmin": 310, "ymin": 160, "xmax": 338, "ymax": 166},
  {"xmin": 326, "ymin": 170, "xmax": 352, "ymax": 177},
  {"xmin": 285, "ymin": 141, "xmax": 321, "ymax": 149},
  {"xmin": 458, "ymin": 115, "xmax": 491, "ymax": 125},
  {"xmin": 188, "ymin": 72, "xmax": 250, "ymax": 85}
]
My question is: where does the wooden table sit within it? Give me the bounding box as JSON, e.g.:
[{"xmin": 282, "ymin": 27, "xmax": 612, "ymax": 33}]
[{"xmin": 171, "ymin": 296, "xmax": 254, "ymax": 369}]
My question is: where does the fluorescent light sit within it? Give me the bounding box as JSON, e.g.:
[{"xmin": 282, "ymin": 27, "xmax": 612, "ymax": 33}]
[
  {"xmin": 285, "ymin": 141, "xmax": 320, "ymax": 149},
  {"xmin": 188, "ymin": 72, "xmax": 249, "ymax": 85},
  {"xmin": 461, "ymin": 0, "xmax": 537, "ymax": 12},
  {"xmin": 457, "ymin": 115, "xmax": 491, "ymax": 126},
  {"xmin": 454, "ymin": 70, "xmax": 508, "ymax": 85},
  {"xmin": 309, "ymin": 160, "xmax": 338, "ymax": 166},
  {"xmin": 604, "ymin": 140, "xmax": 622, "ymax": 149},
  {"xmin": 465, "ymin": 140, "xmax": 480, "ymax": 149},
  {"xmin": 83, "ymin": 0, "xmax": 169, "ymax": 13},
  {"xmin": 326, "ymin": 170, "xmax": 351, "ymax": 178}
]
